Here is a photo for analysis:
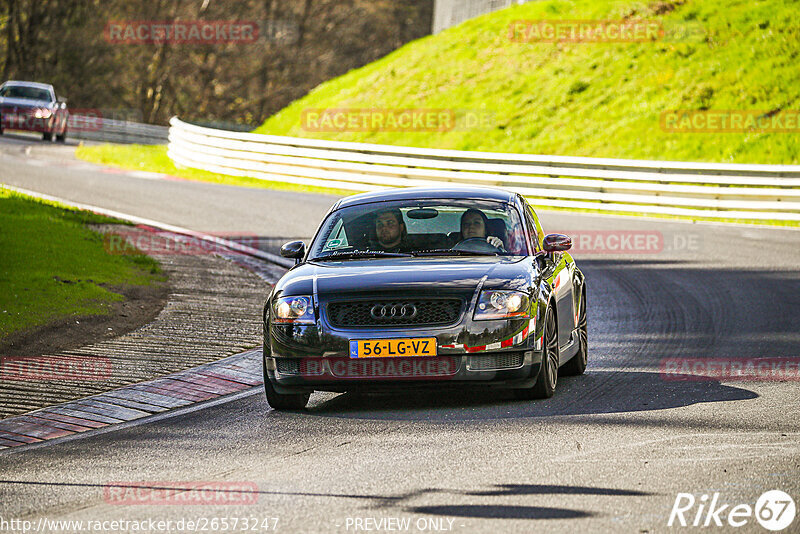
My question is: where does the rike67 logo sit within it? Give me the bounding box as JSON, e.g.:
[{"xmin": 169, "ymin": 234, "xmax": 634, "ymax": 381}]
[{"xmin": 669, "ymin": 490, "xmax": 796, "ymax": 531}]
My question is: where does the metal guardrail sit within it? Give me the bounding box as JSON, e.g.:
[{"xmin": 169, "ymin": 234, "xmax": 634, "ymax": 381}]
[
  {"xmin": 69, "ymin": 116, "xmax": 169, "ymax": 145},
  {"xmin": 167, "ymin": 117, "xmax": 800, "ymax": 221}
]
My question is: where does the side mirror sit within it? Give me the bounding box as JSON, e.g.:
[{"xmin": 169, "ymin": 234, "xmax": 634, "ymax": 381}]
[
  {"xmin": 280, "ymin": 240, "xmax": 306, "ymax": 261},
  {"xmin": 543, "ymin": 233, "xmax": 572, "ymax": 253}
]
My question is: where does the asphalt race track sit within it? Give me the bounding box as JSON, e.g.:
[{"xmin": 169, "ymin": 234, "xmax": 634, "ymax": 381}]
[{"xmin": 1, "ymin": 136, "xmax": 799, "ymax": 533}]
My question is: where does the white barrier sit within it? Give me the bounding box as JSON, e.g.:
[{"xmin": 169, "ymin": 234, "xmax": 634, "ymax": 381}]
[
  {"xmin": 167, "ymin": 117, "xmax": 800, "ymax": 221},
  {"xmin": 70, "ymin": 116, "xmax": 169, "ymax": 144}
]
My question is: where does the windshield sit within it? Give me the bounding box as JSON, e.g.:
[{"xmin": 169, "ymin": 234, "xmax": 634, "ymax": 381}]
[
  {"xmin": 308, "ymin": 199, "xmax": 529, "ymax": 260},
  {"xmin": 0, "ymin": 85, "xmax": 52, "ymax": 101}
]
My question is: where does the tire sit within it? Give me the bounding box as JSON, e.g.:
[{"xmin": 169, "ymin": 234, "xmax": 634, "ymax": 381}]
[
  {"xmin": 560, "ymin": 289, "xmax": 587, "ymax": 376},
  {"xmin": 56, "ymin": 128, "xmax": 67, "ymax": 143},
  {"xmin": 263, "ymin": 366, "xmax": 310, "ymax": 411},
  {"xmin": 515, "ymin": 305, "xmax": 559, "ymax": 400},
  {"xmin": 42, "ymin": 132, "xmax": 53, "ymax": 141}
]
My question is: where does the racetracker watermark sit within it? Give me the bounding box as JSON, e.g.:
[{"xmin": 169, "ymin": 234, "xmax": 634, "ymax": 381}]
[
  {"xmin": 104, "ymin": 482, "xmax": 259, "ymax": 505},
  {"xmin": 0, "ymin": 113, "xmax": 50, "ymax": 131},
  {"xmin": 257, "ymin": 18, "xmax": 300, "ymax": 44},
  {"xmin": 104, "ymin": 21, "xmax": 259, "ymax": 45},
  {"xmin": 300, "ymin": 108, "xmax": 494, "ymax": 132},
  {"xmin": 509, "ymin": 19, "xmax": 661, "ymax": 42},
  {"xmin": 68, "ymin": 108, "xmax": 143, "ymax": 132},
  {"xmin": 507, "ymin": 19, "xmax": 705, "ymax": 43},
  {"xmin": 103, "ymin": 229, "xmax": 259, "ymax": 256},
  {"xmin": 554, "ymin": 230, "xmax": 700, "ymax": 255},
  {"xmin": 660, "ymin": 357, "xmax": 800, "ymax": 382},
  {"xmin": 0, "ymin": 356, "xmax": 111, "ymax": 381},
  {"xmin": 278, "ymin": 357, "xmax": 458, "ymax": 380},
  {"xmin": 661, "ymin": 110, "xmax": 800, "ymax": 133},
  {"xmin": 668, "ymin": 490, "xmax": 796, "ymax": 530}
]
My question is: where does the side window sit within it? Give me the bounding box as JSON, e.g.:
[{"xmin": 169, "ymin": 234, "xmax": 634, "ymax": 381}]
[{"xmin": 523, "ymin": 201, "xmax": 544, "ymax": 253}]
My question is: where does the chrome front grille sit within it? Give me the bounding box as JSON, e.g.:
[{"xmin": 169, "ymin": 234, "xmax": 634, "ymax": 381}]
[
  {"xmin": 326, "ymin": 299, "xmax": 463, "ymax": 328},
  {"xmin": 467, "ymin": 352, "xmax": 525, "ymax": 371}
]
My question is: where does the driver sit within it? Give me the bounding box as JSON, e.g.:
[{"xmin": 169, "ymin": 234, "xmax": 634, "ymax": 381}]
[
  {"xmin": 374, "ymin": 208, "xmax": 408, "ymax": 252},
  {"xmin": 459, "ymin": 208, "xmax": 504, "ymax": 249}
]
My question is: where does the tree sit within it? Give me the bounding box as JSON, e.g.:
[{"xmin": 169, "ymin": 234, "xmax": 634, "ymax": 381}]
[{"xmin": 0, "ymin": 0, "xmax": 433, "ymax": 126}]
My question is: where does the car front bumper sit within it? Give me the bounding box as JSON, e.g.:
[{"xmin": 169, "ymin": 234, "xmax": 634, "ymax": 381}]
[{"xmin": 264, "ymin": 315, "xmax": 544, "ymax": 393}]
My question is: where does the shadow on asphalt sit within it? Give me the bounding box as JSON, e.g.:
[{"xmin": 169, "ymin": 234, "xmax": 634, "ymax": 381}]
[
  {"xmin": 464, "ymin": 484, "xmax": 651, "ymax": 497},
  {"xmin": 396, "ymin": 484, "xmax": 654, "ymax": 520},
  {"xmin": 409, "ymin": 504, "xmax": 593, "ymax": 520},
  {"xmin": 303, "ymin": 370, "xmax": 757, "ymax": 421}
]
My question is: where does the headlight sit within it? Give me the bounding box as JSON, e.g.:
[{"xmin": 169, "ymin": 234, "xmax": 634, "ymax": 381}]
[
  {"xmin": 474, "ymin": 290, "xmax": 530, "ymax": 320},
  {"xmin": 34, "ymin": 108, "xmax": 52, "ymax": 119},
  {"xmin": 272, "ymin": 295, "xmax": 315, "ymax": 324}
]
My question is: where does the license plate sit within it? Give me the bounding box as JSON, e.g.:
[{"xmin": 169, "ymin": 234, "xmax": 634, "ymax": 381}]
[{"xmin": 349, "ymin": 338, "xmax": 437, "ymax": 359}]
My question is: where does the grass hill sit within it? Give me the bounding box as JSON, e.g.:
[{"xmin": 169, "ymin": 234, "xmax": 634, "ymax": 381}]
[{"xmin": 255, "ymin": 0, "xmax": 800, "ymax": 164}]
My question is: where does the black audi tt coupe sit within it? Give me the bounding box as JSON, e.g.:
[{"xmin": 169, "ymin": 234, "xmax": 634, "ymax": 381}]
[{"xmin": 262, "ymin": 186, "xmax": 587, "ymax": 410}]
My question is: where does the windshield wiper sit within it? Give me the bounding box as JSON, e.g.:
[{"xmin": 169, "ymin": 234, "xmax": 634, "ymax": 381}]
[
  {"xmin": 311, "ymin": 250, "xmax": 413, "ymax": 261},
  {"xmin": 410, "ymin": 248, "xmax": 498, "ymax": 257}
]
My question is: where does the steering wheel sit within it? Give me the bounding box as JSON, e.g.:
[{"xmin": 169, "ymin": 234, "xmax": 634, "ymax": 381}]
[{"xmin": 452, "ymin": 237, "xmax": 502, "ymax": 253}]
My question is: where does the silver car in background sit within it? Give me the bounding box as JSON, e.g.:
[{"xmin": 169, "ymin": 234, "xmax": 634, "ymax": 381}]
[{"xmin": 0, "ymin": 80, "xmax": 69, "ymax": 142}]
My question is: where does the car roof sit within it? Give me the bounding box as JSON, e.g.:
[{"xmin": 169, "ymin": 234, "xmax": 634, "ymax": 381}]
[
  {"xmin": 1, "ymin": 80, "xmax": 55, "ymax": 91},
  {"xmin": 333, "ymin": 186, "xmax": 517, "ymax": 210}
]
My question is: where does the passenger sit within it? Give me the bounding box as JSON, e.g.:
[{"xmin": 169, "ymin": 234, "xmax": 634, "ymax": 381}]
[
  {"xmin": 374, "ymin": 208, "xmax": 408, "ymax": 252},
  {"xmin": 458, "ymin": 208, "xmax": 504, "ymax": 249}
]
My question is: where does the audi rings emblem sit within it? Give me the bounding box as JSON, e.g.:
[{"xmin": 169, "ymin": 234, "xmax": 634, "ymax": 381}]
[{"xmin": 370, "ymin": 303, "xmax": 418, "ymax": 320}]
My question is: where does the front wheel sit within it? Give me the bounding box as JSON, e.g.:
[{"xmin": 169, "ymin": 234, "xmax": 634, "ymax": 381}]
[
  {"xmin": 42, "ymin": 131, "xmax": 53, "ymax": 141},
  {"xmin": 515, "ymin": 305, "xmax": 559, "ymax": 400},
  {"xmin": 263, "ymin": 375, "xmax": 310, "ymax": 411},
  {"xmin": 56, "ymin": 128, "xmax": 67, "ymax": 143}
]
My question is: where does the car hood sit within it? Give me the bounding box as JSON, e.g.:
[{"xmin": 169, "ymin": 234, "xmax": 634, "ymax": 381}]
[
  {"xmin": 276, "ymin": 257, "xmax": 533, "ymax": 298},
  {"xmin": 0, "ymin": 97, "xmax": 53, "ymax": 108}
]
